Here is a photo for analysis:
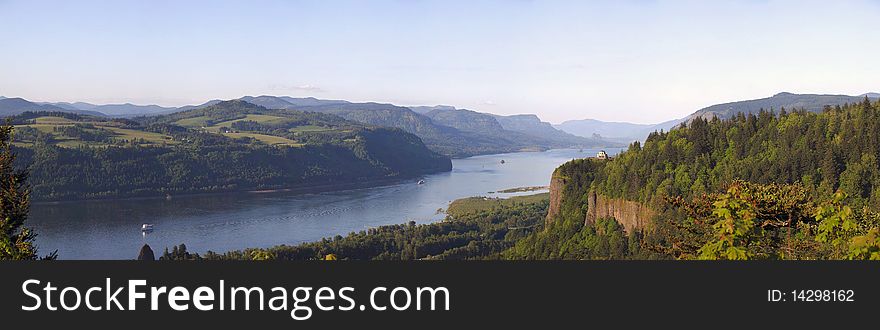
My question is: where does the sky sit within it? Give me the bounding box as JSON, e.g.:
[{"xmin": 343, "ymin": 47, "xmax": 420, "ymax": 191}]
[{"xmin": 1, "ymin": 0, "xmax": 878, "ymax": 124}]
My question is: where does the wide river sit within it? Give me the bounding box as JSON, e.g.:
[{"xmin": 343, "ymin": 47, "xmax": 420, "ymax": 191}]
[{"xmin": 29, "ymin": 148, "xmax": 622, "ymax": 259}]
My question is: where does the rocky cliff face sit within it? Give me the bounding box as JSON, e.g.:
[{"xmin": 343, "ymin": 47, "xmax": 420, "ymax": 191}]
[
  {"xmin": 545, "ymin": 170, "xmax": 566, "ymax": 225},
  {"xmin": 545, "ymin": 157, "xmax": 653, "ymax": 231},
  {"xmin": 586, "ymin": 191, "xmax": 655, "ymax": 232}
]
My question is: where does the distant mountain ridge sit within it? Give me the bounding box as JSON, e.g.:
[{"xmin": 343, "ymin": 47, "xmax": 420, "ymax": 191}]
[
  {"xmin": 556, "ymin": 92, "xmax": 879, "ymax": 143},
  {"xmin": 234, "ymin": 97, "xmax": 617, "ymax": 157},
  {"xmin": 0, "ymin": 97, "xmax": 105, "ymax": 117},
  {"xmin": 411, "ymin": 105, "xmax": 600, "ymax": 148},
  {"xmin": 418, "ymin": 106, "xmax": 506, "ymax": 133},
  {"xmin": 492, "ymin": 113, "xmax": 595, "ymax": 146},
  {"xmin": 241, "ymin": 96, "xmax": 350, "ymax": 108},
  {"xmin": 11, "ymin": 92, "xmax": 864, "ymax": 156},
  {"xmin": 555, "ymin": 118, "xmax": 683, "ymax": 144},
  {"xmin": 686, "ymin": 92, "xmax": 878, "ymax": 121},
  {"xmin": 1, "ymin": 95, "xmax": 617, "ymax": 157}
]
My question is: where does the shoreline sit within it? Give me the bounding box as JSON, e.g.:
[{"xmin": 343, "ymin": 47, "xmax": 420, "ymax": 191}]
[
  {"xmin": 32, "ymin": 148, "xmax": 614, "ymax": 205},
  {"xmin": 32, "ymin": 173, "xmax": 433, "ymax": 206}
]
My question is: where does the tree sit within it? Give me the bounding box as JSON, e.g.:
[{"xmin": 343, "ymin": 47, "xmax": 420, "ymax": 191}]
[
  {"xmin": 138, "ymin": 244, "xmax": 156, "ymax": 260},
  {"xmin": 159, "ymin": 243, "xmax": 201, "ymax": 260},
  {"xmin": 815, "ymin": 191, "xmax": 857, "ymax": 258},
  {"xmin": 0, "ymin": 123, "xmax": 54, "ymax": 260},
  {"xmin": 697, "ymin": 183, "xmax": 760, "ymax": 260},
  {"xmin": 848, "ymin": 228, "xmax": 880, "ymax": 260}
]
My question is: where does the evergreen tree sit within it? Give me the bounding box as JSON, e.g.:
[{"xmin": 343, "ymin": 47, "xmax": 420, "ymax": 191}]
[{"xmin": 0, "ymin": 124, "xmax": 54, "ymax": 260}]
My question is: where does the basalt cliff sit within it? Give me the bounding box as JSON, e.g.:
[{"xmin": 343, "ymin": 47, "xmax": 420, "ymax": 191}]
[
  {"xmin": 584, "ymin": 191, "xmax": 654, "ymax": 232},
  {"xmin": 545, "ymin": 159, "xmax": 654, "ymax": 232}
]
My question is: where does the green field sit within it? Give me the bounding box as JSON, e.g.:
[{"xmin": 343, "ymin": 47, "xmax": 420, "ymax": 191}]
[
  {"xmin": 16, "ymin": 114, "xmax": 337, "ymax": 149},
  {"xmin": 289, "ymin": 125, "xmax": 332, "ymax": 133},
  {"xmin": 203, "ymin": 115, "xmax": 333, "ymax": 147},
  {"xmin": 174, "ymin": 116, "xmax": 212, "ymax": 127},
  {"xmin": 33, "ymin": 116, "xmax": 77, "ymax": 124},
  {"xmin": 104, "ymin": 127, "xmax": 174, "ymax": 145},
  {"xmin": 208, "ymin": 114, "xmax": 290, "ymax": 130},
  {"xmin": 221, "ymin": 132, "xmax": 303, "ymax": 147},
  {"xmin": 20, "ymin": 124, "xmax": 62, "ymax": 133},
  {"xmin": 14, "ymin": 116, "xmax": 175, "ymax": 148},
  {"xmin": 162, "ymin": 107, "xmax": 367, "ymax": 148},
  {"xmin": 446, "ymin": 193, "xmax": 550, "ymax": 218},
  {"xmin": 55, "ymin": 140, "xmax": 106, "ymax": 148}
]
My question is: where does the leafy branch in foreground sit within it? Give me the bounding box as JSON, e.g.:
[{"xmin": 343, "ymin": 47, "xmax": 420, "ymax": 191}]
[
  {"xmin": 814, "ymin": 191, "xmax": 857, "ymax": 258},
  {"xmin": 698, "ymin": 184, "xmax": 760, "ymax": 260},
  {"xmin": 848, "ymin": 228, "xmax": 880, "ymax": 260},
  {"xmin": 673, "ymin": 181, "xmax": 880, "ymax": 260}
]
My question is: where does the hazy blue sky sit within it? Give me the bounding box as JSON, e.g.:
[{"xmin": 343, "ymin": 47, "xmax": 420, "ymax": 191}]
[{"xmin": 1, "ymin": 0, "xmax": 878, "ymax": 123}]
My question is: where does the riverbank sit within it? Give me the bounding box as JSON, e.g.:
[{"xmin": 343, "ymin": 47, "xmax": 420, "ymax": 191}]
[
  {"xmin": 32, "ymin": 174, "xmax": 433, "ymax": 205},
  {"xmin": 30, "ymin": 149, "xmax": 619, "ymax": 259},
  {"xmin": 490, "ymin": 186, "xmax": 549, "ymax": 194},
  {"xmin": 31, "ymin": 147, "xmax": 615, "ymax": 205},
  {"xmin": 179, "ymin": 192, "xmax": 551, "ymax": 260}
]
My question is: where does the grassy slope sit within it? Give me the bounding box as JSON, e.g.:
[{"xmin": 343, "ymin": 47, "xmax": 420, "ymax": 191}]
[
  {"xmin": 14, "ymin": 116, "xmax": 175, "ymax": 148},
  {"xmin": 17, "ymin": 115, "xmax": 305, "ymax": 148},
  {"xmin": 208, "ymin": 114, "xmax": 291, "ymax": 129},
  {"xmin": 446, "ymin": 193, "xmax": 550, "ymax": 218},
  {"xmin": 205, "ymin": 114, "xmax": 303, "ymax": 146},
  {"xmin": 174, "ymin": 116, "xmax": 211, "ymax": 127},
  {"xmin": 221, "ymin": 132, "xmax": 303, "ymax": 146}
]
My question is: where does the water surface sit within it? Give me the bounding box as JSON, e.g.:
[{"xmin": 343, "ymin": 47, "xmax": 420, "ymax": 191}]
[{"xmin": 30, "ymin": 148, "xmax": 622, "ymax": 259}]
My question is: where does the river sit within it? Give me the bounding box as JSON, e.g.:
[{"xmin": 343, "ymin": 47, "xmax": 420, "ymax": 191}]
[{"xmin": 29, "ymin": 148, "xmax": 623, "ymax": 259}]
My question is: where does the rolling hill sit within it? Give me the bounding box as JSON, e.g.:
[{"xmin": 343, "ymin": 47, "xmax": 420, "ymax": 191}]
[
  {"xmin": 86, "ymin": 103, "xmax": 178, "ymax": 116},
  {"xmin": 236, "ymin": 96, "xmax": 619, "ymax": 157},
  {"xmin": 10, "ymin": 100, "xmax": 451, "ymax": 201},
  {"xmin": 39, "ymin": 101, "xmax": 177, "ymax": 116},
  {"xmin": 414, "ymin": 105, "xmax": 604, "ymax": 149},
  {"xmin": 4, "ymin": 95, "xmax": 621, "ymax": 157},
  {"xmin": 0, "ymin": 98, "xmax": 105, "ymax": 117},
  {"xmin": 491, "ymin": 113, "xmax": 595, "ymax": 146},
  {"xmin": 241, "ymin": 96, "xmax": 349, "ymax": 108}
]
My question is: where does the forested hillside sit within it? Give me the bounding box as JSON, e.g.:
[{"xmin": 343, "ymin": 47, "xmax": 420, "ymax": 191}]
[
  {"xmin": 509, "ymin": 97, "xmax": 880, "ymax": 260},
  {"xmin": 238, "ymin": 96, "xmax": 617, "ymax": 157},
  {"xmin": 414, "ymin": 106, "xmax": 597, "ymax": 148},
  {"xmin": 599, "ymin": 97, "xmax": 880, "ymax": 207},
  {"xmin": 687, "ymin": 92, "xmax": 878, "ymax": 121},
  {"xmin": 555, "ymin": 92, "xmax": 878, "ymax": 143},
  {"xmin": 11, "ymin": 101, "xmax": 451, "ymax": 201}
]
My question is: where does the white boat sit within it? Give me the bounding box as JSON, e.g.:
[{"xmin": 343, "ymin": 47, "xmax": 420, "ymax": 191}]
[
  {"xmin": 141, "ymin": 224, "xmax": 154, "ymax": 232},
  {"xmin": 417, "ymin": 179, "xmax": 426, "ymax": 185}
]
